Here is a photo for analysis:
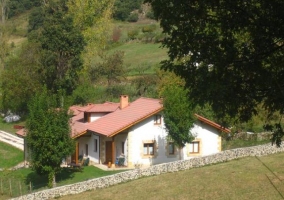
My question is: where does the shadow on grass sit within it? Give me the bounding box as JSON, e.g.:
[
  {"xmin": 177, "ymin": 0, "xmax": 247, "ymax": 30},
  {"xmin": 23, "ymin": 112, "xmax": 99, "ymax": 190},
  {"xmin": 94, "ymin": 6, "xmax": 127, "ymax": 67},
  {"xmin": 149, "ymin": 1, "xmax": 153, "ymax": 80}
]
[{"xmin": 25, "ymin": 168, "xmax": 76, "ymax": 190}]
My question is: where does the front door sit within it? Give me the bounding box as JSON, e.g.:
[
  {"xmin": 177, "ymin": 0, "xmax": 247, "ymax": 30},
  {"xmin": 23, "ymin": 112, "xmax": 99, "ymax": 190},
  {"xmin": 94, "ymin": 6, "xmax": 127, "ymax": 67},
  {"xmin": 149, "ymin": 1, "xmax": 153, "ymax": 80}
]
[{"xmin": 105, "ymin": 141, "xmax": 112, "ymax": 164}]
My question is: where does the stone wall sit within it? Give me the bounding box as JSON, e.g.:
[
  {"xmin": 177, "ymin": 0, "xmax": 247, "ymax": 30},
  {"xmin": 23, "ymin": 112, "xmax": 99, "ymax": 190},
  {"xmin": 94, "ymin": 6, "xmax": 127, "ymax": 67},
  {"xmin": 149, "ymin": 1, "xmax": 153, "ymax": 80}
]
[{"xmin": 11, "ymin": 143, "xmax": 284, "ymax": 200}]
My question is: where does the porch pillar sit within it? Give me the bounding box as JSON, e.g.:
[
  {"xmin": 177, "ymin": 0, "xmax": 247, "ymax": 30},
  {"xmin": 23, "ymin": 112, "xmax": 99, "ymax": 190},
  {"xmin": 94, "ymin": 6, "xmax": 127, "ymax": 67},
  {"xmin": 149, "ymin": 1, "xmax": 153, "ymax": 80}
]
[{"xmin": 111, "ymin": 136, "xmax": 116, "ymax": 168}]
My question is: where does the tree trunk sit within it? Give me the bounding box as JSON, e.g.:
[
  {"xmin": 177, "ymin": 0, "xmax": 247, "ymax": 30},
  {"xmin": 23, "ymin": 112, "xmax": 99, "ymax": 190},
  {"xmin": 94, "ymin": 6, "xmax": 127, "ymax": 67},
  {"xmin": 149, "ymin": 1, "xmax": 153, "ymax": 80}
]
[
  {"xmin": 179, "ymin": 147, "xmax": 182, "ymax": 160},
  {"xmin": 52, "ymin": 174, "xmax": 56, "ymax": 188},
  {"xmin": 48, "ymin": 171, "xmax": 56, "ymax": 188}
]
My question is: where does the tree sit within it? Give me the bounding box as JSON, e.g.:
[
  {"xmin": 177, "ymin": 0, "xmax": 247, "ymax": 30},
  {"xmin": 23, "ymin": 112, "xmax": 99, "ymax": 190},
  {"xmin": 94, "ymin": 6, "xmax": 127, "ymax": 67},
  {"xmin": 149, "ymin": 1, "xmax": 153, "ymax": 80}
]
[
  {"xmin": 0, "ymin": 24, "xmax": 9, "ymax": 70},
  {"xmin": 147, "ymin": 0, "xmax": 284, "ymax": 145},
  {"xmin": 91, "ymin": 51, "xmax": 126, "ymax": 86},
  {"xmin": 67, "ymin": 0, "xmax": 115, "ymax": 66},
  {"xmin": 159, "ymin": 70, "xmax": 195, "ymax": 159},
  {"xmin": 26, "ymin": 88, "xmax": 74, "ymax": 188},
  {"xmin": 32, "ymin": 0, "xmax": 85, "ymax": 95},
  {"xmin": 0, "ymin": 42, "xmax": 42, "ymax": 114}
]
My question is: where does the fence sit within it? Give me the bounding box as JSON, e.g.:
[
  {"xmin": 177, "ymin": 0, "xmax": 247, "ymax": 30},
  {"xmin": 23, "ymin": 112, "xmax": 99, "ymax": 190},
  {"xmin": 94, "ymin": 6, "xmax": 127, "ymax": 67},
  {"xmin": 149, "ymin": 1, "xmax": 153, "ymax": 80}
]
[
  {"xmin": 9, "ymin": 142, "xmax": 284, "ymax": 200},
  {"xmin": 0, "ymin": 178, "xmax": 47, "ymax": 199}
]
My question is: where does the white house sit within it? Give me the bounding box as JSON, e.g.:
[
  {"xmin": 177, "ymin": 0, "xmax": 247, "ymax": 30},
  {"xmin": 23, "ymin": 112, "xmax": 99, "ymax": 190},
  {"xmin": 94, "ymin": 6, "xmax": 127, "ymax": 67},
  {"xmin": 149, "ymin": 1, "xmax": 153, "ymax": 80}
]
[{"xmin": 69, "ymin": 95, "xmax": 230, "ymax": 168}]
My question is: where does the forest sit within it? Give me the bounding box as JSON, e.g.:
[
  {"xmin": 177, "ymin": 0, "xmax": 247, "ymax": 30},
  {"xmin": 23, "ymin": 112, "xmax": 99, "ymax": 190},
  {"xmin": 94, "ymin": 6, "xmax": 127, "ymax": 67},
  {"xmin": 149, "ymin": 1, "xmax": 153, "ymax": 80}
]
[{"xmin": 0, "ymin": 0, "xmax": 283, "ymax": 135}]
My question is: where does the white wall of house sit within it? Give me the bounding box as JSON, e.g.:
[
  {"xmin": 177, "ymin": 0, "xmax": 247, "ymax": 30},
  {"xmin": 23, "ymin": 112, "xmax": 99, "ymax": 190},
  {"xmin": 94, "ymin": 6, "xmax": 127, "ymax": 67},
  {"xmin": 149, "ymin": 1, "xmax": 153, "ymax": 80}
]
[
  {"xmin": 114, "ymin": 133, "xmax": 128, "ymax": 165},
  {"xmin": 127, "ymin": 112, "xmax": 180, "ymax": 167},
  {"xmin": 127, "ymin": 114, "xmax": 222, "ymax": 167},
  {"xmin": 77, "ymin": 133, "xmax": 100, "ymax": 164},
  {"xmin": 90, "ymin": 113, "xmax": 107, "ymax": 122},
  {"xmin": 184, "ymin": 121, "xmax": 221, "ymax": 159}
]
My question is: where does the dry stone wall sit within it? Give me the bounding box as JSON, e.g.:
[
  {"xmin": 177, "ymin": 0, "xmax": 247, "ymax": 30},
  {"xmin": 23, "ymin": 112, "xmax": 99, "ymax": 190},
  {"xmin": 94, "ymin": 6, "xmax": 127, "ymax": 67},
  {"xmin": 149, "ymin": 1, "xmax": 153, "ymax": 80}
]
[{"xmin": 11, "ymin": 143, "xmax": 284, "ymax": 200}]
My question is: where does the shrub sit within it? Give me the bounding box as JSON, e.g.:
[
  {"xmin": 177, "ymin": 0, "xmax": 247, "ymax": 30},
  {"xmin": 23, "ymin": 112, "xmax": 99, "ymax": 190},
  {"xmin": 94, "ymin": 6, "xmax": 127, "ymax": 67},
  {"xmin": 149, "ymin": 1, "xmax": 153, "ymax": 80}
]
[
  {"xmin": 127, "ymin": 29, "xmax": 139, "ymax": 40},
  {"xmin": 146, "ymin": 10, "xmax": 155, "ymax": 19},
  {"xmin": 142, "ymin": 24, "xmax": 156, "ymax": 33},
  {"xmin": 127, "ymin": 13, "xmax": 139, "ymax": 22},
  {"xmin": 112, "ymin": 27, "xmax": 122, "ymax": 43}
]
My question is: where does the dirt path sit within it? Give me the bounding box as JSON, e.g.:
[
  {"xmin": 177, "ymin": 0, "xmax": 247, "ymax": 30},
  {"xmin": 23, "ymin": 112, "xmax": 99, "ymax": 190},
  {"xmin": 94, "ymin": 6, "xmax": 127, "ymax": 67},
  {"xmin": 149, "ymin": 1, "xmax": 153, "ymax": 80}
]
[{"xmin": 0, "ymin": 130, "xmax": 24, "ymax": 151}]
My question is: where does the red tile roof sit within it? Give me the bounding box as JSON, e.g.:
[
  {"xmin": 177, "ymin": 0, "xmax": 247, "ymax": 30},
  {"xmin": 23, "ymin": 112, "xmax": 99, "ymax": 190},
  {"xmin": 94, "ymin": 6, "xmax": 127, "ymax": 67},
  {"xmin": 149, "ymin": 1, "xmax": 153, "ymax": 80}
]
[
  {"xmin": 84, "ymin": 102, "xmax": 120, "ymax": 113},
  {"xmin": 71, "ymin": 97, "xmax": 163, "ymax": 138},
  {"xmin": 194, "ymin": 114, "xmax": 231, "ymax": 133}
]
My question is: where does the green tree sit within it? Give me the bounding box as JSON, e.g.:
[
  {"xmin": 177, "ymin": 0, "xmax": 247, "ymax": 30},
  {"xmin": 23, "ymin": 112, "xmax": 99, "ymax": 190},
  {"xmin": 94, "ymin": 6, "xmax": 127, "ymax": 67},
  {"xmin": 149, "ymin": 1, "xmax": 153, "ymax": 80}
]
[
  {"xmin": 91, "ymin": 51, "xmax": 126, "ymax": 86},
  {"xmin": 67, "ymin": 0, "xmax": 115, "ymax": 67},
  {"xmin": 26, "ymin": 88, "xmax": 74, "ymax": 188},
  {"xmin": 147, "ymin": 0, "xmax": 284, "ymax": 145},
  {"xmin": 39, "ymin": 0, "xmax": 85, "ymax": 95},
  {"xmin": 159, "ymin": 70, "xmax": 195, "ymax": 159},
  {"xmin": 0, "ymin": 24, "xmax": 9, "ymax": 70},
  {"xmin": 0, "ymin": 42, "xmax": 42, "ymax": 114}
]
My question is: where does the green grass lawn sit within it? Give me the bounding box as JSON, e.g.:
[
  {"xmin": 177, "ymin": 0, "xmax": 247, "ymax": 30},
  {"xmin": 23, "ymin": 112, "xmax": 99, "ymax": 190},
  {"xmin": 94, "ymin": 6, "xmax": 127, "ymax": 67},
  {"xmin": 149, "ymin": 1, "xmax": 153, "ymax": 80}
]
[
  {"xmin": 0, "ymin": 116, "xmax": 25, "ymax": 134},
  {"xmin": 56, "ymin": 152, "xmax": 284, "ymax": 200},
  {"xmin": 0, "ymin": 166, "xmax": 126, "ymax": 199},
  {"xmin": 0, "ymin": 141, "xmax": 23, "ymax": 169},
  {"xmin": 222, "ymin": 139, "xmax": 271, "ymax": 150},
  {"xmin": 109, "ymin": 42, "xmax": 168, "ymax": 76}
]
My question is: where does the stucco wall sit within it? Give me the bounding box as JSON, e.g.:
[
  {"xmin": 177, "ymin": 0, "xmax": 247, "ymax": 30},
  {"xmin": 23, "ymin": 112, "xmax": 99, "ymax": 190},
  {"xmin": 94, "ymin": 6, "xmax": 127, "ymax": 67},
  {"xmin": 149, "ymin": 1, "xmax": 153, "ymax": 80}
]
[
  {"xmin": 12, "ymin": 143, "xmax": 284, "ymax": 200},
  {"xmin": 129, "ymin": 115, "xmax": 222, "ymax": 166},
  {"xmin": 129, "ymin": 112, "xmax": 178, "ymax": 166},
  {"xmin": 187, "ymin": 121, "xmax": 221, "ymax": 158},
  {"xmin": 77, "ymin": 134, "xmax": 100, "ymax": 164}
]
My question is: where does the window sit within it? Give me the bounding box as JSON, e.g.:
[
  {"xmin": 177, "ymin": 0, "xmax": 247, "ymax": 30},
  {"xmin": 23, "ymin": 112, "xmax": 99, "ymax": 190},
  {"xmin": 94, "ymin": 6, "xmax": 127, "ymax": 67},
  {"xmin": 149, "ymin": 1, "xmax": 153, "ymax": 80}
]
[
  {"xmin": 189, "ymin": 141, "xmax": 199, "ymax": 153},
  {"xmin": 94, "ymin": 139, "xmax": 98, "ymax": 152},
  {"xmin": 143, "ymin": 143, "xmax": 154, "ymax": 155},
  {"xmin": 85, "ymin": 144, "xmax": 89, "ymax": 156},
  {"xmin": 168, "ymin": 142, "xmax": 175, "ymax": 155},
  {"xmin": 154, "ymin": 114, "xmax": 161, "ymax": 125},
  {"xmin": 121, "ymin": 142, "xmax": 125, "ymax": 154}
]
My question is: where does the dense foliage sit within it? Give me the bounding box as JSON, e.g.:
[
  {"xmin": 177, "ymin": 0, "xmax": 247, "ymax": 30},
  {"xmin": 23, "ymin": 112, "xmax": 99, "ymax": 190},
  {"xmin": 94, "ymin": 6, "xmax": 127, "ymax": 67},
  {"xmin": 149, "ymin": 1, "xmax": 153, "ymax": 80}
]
[
  {"xmin": 158, "ymin": 70, "xmax": 195, "ymax": 158},
  {"xmin": 8, "ymin": 0, "xmax": 41, "ymax": 18},
  {"xmin": 113, "ymin": 0, "xmax": 143, "ymax": 21},
  {"xmin": 26, "ymin": 88, "xmax": 74, "ymax": 188},
  {"xmin": 147, "ymin": 0, "xmax": 284, "ymax": 144}
]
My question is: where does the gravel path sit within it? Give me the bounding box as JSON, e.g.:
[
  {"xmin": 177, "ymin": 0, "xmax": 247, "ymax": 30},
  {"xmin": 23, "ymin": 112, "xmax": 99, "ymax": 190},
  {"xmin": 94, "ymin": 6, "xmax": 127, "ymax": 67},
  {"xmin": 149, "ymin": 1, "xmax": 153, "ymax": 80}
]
[{"xmin": 0, "ymin": 130, "xmax": 24, "ymax": 151}]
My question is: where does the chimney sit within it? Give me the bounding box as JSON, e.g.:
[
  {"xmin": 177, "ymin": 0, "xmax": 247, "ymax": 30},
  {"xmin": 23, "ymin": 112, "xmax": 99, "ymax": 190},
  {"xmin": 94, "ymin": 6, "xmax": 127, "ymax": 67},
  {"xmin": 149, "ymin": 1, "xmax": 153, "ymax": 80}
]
[{"xmin": 120, "ymin": 95, "xmax": 129, "ymax": 109}]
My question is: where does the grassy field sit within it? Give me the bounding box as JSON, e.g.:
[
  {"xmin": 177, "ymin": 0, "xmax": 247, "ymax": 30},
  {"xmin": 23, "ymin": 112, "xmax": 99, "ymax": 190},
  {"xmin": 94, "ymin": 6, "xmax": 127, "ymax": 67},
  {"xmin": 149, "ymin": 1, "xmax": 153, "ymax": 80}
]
[
  {"xmin": 222, "ymin": 139, "xmax": 271, "ymax": 150},
  {"xmin": 56, "ymin": 152, "xmax": 284, "ymax": 200},
  {"xmin": 0, "ymin": 141, "xmax": 23, "ymax": 168},
  {"xmin": 110, "ymin": 42, "xmax": 167, "ymax": 76},
  {"xmin": 0, "ymin": 166, "xmax": 126, "ymax": 199},
  {"xmin": 0, "ymin": 116, "xmax": 25, "ymax": 134}
]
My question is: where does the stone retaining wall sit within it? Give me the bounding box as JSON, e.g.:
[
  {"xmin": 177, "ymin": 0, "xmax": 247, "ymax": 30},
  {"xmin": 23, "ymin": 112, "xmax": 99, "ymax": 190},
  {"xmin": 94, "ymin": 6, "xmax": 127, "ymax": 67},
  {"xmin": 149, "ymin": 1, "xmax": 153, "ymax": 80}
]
[{"xmin": 11, "ymin": 143, "xmax": 284, "ymax": 200}]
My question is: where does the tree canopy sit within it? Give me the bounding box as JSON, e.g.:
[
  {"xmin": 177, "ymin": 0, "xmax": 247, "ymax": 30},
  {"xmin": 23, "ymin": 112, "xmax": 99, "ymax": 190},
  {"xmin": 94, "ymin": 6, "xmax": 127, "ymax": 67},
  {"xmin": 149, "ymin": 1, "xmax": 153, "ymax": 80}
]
[
  {"xmin": 26, "ymin": 88, "xmax": 74, "ymax": 187},
  {"xmin": 147, "ymin": 0, "xmax": 284, "ymax": 143},
  {"xmin": 158, "ymin": 70, "xmax": 195, "ymax": 158}
]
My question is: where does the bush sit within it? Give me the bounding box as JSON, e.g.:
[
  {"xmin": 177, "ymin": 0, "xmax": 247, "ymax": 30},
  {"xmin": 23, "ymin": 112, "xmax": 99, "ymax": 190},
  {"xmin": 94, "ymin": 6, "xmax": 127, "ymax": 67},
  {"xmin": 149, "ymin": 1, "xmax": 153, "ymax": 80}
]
[
  {"xmin": 146, "ymin": 10, "xmax": 155, "ymax": 19},
  {"xmin": 142, "ymin": 24, "xmax": 156, "ymax": 33},
  {"xmin": 127, "ymin": 29, "xmax": 139, "ymax": 40},
  {"xmin": 127, "ymin": 13, "xmax": 139, "ymax": 22},
  {"xmin": 112, "ymin": 27, "xmax": 122, "ymax": 43}
]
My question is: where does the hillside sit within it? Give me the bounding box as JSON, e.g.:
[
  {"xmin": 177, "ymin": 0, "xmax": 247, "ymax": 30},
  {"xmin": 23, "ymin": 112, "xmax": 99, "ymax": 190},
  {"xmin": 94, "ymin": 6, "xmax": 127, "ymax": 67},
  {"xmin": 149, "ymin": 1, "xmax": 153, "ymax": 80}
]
[{"xmin": 57, "ymin": 152, "xmax": 284, "ymax": 200}]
